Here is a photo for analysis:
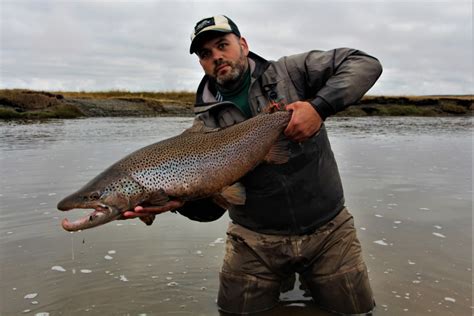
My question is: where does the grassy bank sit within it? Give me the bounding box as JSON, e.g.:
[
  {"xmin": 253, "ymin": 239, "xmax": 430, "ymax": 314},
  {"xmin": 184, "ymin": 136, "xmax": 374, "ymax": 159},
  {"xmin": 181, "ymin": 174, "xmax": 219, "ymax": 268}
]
[
  {"xmin": 0, "ymin": 89, "xmax": 195, "ymax": 119},
  {"xmin": 351, "ymin": 95, "xmax": 473, "ymax": 116},
  {"xmin": 59, "ymin": 90, "xmax": 196, "ymax": 104},
  {"xmin": 0, "ymin": 90, "xmax": 84, "ymax": 119},
  {"xmin": 0, "ymin": 89, "xmax": 472, "ymax": 120}
]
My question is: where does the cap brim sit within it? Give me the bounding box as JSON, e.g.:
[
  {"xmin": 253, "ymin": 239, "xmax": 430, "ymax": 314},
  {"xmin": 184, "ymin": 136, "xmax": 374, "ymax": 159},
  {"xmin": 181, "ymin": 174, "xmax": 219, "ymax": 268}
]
[{"xmin": 189, "ymin": 30, "xmax": 232, "ymax": 54}]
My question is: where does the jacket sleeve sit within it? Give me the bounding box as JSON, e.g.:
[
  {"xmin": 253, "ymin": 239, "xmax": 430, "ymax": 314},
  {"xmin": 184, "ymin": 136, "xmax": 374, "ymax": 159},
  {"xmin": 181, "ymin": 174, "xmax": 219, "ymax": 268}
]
[{"xmin": 284, "ymin": 48, "xmax": 382, "ymax": 119}]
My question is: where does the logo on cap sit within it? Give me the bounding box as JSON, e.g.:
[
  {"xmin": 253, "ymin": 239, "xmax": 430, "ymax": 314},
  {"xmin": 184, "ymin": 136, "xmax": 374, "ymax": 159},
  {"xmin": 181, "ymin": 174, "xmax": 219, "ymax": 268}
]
[{"xmin": 195, "ymin": 17, "xmax": 215, "ymax": 35}]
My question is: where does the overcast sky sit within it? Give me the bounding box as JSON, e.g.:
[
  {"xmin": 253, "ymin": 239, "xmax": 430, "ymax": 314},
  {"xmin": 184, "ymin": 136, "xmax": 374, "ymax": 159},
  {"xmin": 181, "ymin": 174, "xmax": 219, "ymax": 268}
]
[{"xmin": 1, "ymin": 0, "xmax": 472, "ymax": 95}]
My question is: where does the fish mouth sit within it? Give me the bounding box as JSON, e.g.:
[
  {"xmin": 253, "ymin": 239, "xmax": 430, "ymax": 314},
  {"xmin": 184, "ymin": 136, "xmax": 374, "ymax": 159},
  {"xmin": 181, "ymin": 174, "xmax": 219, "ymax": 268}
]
[{"xmin": 60, "ymin": 205, "xmax": 123, "ymax": 232}]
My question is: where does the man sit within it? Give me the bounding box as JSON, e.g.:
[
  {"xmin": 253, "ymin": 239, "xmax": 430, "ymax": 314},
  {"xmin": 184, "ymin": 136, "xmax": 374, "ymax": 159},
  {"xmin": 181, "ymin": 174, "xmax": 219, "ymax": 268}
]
[{"xmin": 125, "ymin": 15, "xmax": 382, "ymax": 315}]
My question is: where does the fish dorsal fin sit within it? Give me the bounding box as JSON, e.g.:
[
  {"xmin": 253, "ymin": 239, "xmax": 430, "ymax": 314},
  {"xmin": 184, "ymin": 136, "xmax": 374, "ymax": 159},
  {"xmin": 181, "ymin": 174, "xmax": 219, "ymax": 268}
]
[
  {"xmin": 218, "ymin": 182, "xmax": 246, "ymax": 207},
  {"xmin": 147, "ymin": 189, "xmax": 170, "ymax": 206},
  {"xmin": 183, "ymin": 119, "xmax": 220, "ymax": 134},
  {"xmin": 264, "ymin": 135, "xmax": 290, "ymax": 164}
]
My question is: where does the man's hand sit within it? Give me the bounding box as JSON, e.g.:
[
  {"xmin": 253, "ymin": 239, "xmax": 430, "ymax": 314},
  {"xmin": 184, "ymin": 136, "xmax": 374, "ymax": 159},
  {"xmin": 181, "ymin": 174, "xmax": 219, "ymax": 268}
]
[
  {"xmin": 121, "ymin": 200, "xmax": 185, "ymax": 219},
  {"xmin": 284, "ymin": 101, "xmax": 323, "ymax": 142}
]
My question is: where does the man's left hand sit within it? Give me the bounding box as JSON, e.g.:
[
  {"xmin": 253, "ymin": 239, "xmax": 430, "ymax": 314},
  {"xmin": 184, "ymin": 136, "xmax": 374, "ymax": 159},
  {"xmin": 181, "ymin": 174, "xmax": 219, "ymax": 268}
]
[{"xmin": 284, "ymin": 101, "xmax": 322, "ymax": 142}]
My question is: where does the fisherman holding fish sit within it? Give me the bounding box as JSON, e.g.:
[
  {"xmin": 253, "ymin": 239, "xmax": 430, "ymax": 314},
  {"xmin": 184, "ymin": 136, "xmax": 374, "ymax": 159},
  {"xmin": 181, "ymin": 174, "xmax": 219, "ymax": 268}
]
[
  {"xmin": 133, "ymin": 15, "xmax": 382, "ymax": 315},
  {"xmin": 62, "ymin": 15, "xmax": 382, "ymax": 315}
]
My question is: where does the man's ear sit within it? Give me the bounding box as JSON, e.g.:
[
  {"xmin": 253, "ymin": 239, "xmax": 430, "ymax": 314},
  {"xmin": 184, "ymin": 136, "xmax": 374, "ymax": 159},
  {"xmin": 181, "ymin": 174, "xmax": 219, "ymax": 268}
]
[{"xmin": 239, "ymin": 37, "xmax": 249, "ymax": 56}]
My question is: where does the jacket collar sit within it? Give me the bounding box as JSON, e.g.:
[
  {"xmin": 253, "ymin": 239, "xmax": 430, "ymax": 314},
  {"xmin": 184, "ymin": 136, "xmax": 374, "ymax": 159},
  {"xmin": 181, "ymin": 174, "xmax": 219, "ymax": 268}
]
[{"xmin": 194, "ymin": 51, "xmax": 270, "ymax": 105}]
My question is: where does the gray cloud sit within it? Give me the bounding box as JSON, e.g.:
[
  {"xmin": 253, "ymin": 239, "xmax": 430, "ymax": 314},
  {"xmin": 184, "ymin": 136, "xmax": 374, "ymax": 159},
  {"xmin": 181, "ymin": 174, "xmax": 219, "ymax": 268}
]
[{"xmin": 1, "ymin": 0, "xmax": 472, "ymax": 95}]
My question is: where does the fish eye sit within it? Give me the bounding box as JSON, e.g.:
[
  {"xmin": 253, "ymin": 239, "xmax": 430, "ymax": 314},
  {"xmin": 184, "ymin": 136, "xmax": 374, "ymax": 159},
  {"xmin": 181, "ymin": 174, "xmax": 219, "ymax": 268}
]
[{"xmin": 89, "ymin": 191, "xmax": 100, "ymax": 200}]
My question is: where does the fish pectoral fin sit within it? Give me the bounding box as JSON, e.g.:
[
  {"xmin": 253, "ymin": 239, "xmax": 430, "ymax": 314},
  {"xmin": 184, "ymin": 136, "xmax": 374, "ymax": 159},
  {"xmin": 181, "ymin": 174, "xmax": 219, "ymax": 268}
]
[
  {"xmin": 264, "ymin": 135, "xmax": 290, "ymax": 164},
  {"xmin": 211, "ymin": 195, "xmax": 231, "ymax": 210},
  {"xmin": 182, "ymin": 119, "xmax": 220, "ymax": 134},
  {"xmin": 139, "ymin": 214, "xmax": 156, "ymax": 226},
  {"xmin": 219, "ymin": 182, "xmax": 246, "ymax": 206},
  {"xmin": 147, "ymin": 189, "xmax": 170, "ymax": 206}
]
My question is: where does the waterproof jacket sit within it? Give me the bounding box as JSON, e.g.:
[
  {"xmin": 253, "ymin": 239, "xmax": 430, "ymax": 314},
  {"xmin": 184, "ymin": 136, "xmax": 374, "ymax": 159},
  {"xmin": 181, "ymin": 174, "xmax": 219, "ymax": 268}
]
[{"xmin": 177, "ymin": 49, "xmax": 382, "ymax": 235}]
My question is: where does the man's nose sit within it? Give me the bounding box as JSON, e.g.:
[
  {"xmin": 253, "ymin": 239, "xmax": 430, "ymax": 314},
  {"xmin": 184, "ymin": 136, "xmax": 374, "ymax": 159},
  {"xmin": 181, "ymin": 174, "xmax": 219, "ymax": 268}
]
[{"xmin": 211, "ymin": 49, "xmax": 223, "ymax": 61}]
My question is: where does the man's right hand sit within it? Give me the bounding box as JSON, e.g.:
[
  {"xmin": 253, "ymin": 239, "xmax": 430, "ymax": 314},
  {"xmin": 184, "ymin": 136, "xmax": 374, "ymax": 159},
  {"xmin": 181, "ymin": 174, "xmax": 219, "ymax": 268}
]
[{"xmin": 122, "ymin": 200, "xmax": 185, "ymax": 219}]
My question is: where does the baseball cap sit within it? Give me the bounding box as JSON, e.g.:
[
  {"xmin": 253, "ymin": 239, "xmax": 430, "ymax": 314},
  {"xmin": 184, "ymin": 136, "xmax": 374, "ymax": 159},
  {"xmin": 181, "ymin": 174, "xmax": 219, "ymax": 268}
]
[{"xmin": 190, "ymin": 15, "xmax": 240, "ymax": 54}]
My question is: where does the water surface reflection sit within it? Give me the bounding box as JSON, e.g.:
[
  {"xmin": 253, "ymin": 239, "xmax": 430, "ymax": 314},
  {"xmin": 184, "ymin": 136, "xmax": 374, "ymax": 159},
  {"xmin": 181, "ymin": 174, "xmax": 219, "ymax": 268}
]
[{"xmin": 0, "ymin": 117, "xmax": 472, "ymax": 315}]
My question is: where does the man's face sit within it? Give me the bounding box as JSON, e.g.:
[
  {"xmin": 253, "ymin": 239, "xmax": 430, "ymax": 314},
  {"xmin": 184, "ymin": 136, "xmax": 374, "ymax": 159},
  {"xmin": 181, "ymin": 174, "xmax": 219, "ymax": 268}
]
[{"xmin": 196, "ymin": 33, "xmax": 249, "ymax": 87}]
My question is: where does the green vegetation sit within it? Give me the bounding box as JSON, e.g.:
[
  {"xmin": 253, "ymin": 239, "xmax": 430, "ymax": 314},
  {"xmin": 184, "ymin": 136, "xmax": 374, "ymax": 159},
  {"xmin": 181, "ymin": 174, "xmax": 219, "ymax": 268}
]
[
  {"xmin": 335, "ymin": 107, "xmax": 367, "ymax": 117},
  {"xmin": 380, "ymin": 105, "xmax": 439, "ymax": 116},
  {"xmin": 0, "ymin": 108, "xmax": 23, "ymax": 119},
  {"xmin": 41, "ymin": 103, "xmax": 84, "ymax": 118},
  {"xmin": 0, "ymin": 103, "xmax": 83, "ymax": 119},
  {"xmin": 440, "ymin": 103, "xmax": 468, "ymax": 114},
  {"xmin": 369, "ymin": 105, "xmax": 439, "ymax": 116}
]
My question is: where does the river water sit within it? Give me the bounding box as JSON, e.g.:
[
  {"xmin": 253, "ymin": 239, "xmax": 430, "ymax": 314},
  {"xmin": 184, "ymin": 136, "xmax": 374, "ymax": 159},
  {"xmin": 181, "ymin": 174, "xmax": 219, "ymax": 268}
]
[{"xmin": 0, "ymin": 116, "xmax": 472, "ymax": 315}]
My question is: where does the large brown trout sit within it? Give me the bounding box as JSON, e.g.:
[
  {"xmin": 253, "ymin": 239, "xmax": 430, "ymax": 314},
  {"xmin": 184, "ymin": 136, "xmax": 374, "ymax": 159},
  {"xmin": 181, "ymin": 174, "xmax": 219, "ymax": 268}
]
[{"xmin": 57, "ymin": 110, "xmax": 291, "ymax": 231}]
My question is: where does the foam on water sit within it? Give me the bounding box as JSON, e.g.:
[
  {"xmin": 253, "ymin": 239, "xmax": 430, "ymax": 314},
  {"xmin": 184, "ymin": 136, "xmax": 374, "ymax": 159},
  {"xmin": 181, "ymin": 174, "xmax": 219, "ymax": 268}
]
[
  {"xmin": 51, "ymin": 266, "xmax": 66, "ymax": 272},
  {"xmin": 209, "ymin": 237, "xmax": 225, "ymax": 246},
  {"xmin": 167, "ymin": 281, "xmax": 179, "ymax": 287},
  {"xmin": 119, "ymin": 275, "xmax": 128, "ymax": 282}
]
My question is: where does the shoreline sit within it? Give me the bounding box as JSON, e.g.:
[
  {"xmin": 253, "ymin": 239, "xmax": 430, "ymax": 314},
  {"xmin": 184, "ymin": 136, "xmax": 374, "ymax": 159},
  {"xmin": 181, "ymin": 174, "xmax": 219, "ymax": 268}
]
[{"xmin": 0, "ymin": 89, "xmax": 472, "ymax": 119}]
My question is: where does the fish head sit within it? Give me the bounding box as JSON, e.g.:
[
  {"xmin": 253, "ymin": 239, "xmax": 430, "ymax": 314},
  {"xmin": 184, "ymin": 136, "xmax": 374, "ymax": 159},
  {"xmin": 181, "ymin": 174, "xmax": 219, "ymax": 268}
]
[{"xmin": 57, "ymin": 171, "xmax": 145, "ymax": 232}]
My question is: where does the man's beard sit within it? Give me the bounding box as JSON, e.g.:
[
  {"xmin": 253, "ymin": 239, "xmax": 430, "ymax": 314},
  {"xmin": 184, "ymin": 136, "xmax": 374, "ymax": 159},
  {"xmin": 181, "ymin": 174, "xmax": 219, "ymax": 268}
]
[{"xmin": 214, "ymin": 50, "xmax": 247, "ymax": 88}]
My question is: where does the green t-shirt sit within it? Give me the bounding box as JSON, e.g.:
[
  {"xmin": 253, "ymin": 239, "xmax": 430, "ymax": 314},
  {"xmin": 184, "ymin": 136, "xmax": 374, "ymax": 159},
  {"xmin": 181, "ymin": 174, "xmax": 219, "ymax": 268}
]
[{"xmin": 217, "ymin": 69, "xmax": 252, "ymax": 118}]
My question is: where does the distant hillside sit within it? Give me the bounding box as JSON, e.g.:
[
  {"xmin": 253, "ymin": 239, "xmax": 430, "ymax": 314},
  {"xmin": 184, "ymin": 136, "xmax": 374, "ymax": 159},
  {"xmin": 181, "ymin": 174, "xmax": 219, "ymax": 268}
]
[
  {"xmin": 343, "ymin": 95, "xmax": 473, "ymax": 116},
  {"xmin": 0, "ymin": 89, "xmax": 472, "ymax": 119}
]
